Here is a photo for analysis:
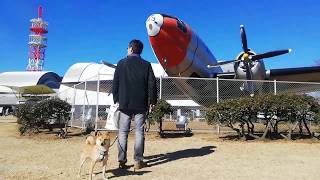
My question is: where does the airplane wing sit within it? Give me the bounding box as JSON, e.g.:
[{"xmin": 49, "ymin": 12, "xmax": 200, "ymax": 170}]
[
  {"xmin": 216, "ymin": 72, "xmax": 236, "ymax": 79},
  {"xmin": 215, "ymin": 66, "xmax": 320, "ymax": 82},
  {"xmin": 267, "ymin": 66, "xmax": 320, "ymax": 82}
]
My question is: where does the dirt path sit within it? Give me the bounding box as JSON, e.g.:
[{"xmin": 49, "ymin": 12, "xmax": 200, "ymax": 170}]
[{"xmin": 1, "ymin": 118, "xmax": 320, "ymax": 180}]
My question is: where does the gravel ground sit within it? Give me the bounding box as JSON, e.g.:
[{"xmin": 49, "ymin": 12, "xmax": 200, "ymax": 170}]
[{"xmin": 1, "ymin": 117, "xmax": 320, "ymax": 180}]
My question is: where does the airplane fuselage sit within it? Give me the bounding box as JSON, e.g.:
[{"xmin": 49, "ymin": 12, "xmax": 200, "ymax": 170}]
[{"xmin": 147, "ymin": 14, "xmax": 222, "ymax": 78}]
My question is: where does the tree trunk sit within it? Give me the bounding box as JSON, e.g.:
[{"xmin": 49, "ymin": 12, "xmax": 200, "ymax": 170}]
[
  {"xmin": 280, "ymin": 121, "xmax": 296, "ymax": 140},
  {"xmin": 158, "ymin": 118, "xmax": 163, "ymax": 134},
  {"xmin": 229, "ymin": 123, "xmax": 241, "ymax": 138},
  {"xmin": 240, "ymin": 123, "xmax": 245, "ymax": 137},
  {"xmin": 273, "ymin": 121, "xmax": 278, "ymax": 135},
  {"xmin": 246, "ymin": 121, "xmax": 250, "ymax": 134},
  {"xmin": 302, "ymin": 118, "xmax": 312, "ymax": 137},
  {"xmin": 63, "ymin": 121, "xmax": 68, "ymax": 138},
  {"xmin": 248, "ymin": 119, "xmax": 255, "ymax": 134},
  {"xmin": 261, "ymin": 121, "xmax": 271, "ymax": 139},
  {"xmin": 298, "ymin": 120, "xmax": 303, "ymax": 135},
  {"xmin": 245, "ymin": 120, "xmax": 258, "ymax": 139}
]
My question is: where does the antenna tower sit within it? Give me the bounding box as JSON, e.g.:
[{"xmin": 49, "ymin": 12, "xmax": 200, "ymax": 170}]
[{"xmin": 26, "ymin": 6, "xmax": 48, "ymax": 71}]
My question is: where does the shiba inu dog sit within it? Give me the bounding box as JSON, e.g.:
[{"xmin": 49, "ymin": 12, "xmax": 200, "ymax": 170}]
[{"xmin": 79, "ymin": 132, "xmax": 111, "ymax": 180}]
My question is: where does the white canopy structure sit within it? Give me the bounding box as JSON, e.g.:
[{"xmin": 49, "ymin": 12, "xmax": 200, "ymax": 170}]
[
  {"xmin": 58, "ymin": 62, "xmax": 168, "ymax": 106},
  {"xmin": 0, "ymin": 71, "xmax": 61, "ymax": 114},
  {"xmin": 59, "ymin": 63, "xmax": 115, "ymax": 106}
]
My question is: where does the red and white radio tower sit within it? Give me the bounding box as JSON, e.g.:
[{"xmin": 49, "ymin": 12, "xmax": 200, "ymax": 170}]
[{"xmin": 26, "ymin": 6, "xmax": 48, "ymax": 71}]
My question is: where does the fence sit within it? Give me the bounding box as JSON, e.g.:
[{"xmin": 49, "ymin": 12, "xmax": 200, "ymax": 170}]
[{"xmin": 57, "ymin": 74, "xmax": 320, "ymax": 134}]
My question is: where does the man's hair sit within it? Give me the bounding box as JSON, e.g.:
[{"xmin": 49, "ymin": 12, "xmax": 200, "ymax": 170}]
[{"xmin": 129, "ymin": 39, "xmax": 144, "ymax": 55}]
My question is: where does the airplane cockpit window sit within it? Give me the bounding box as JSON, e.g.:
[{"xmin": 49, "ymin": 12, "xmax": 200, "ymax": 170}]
[
  {"xmin": 160, "ymin": 14, "xmax": 187, "ymax": 33},
  {"xmin": 177, "ymin": 19, "xmax": 187, "ymax": 33},
  {"xmin": 161, "ymin": 14, "xmax": 177, "ymax": 19}
]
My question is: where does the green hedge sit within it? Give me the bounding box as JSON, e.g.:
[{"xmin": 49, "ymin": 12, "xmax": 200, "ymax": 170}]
[
  {"xmin": 206, "ymin": 94, "xmax": 320, "ymax": 139},
  {"xmin": 149, "ymin": 99, "xmax": 173, "ymax": 125},
  {"xmin": 16, "ymin": 98, "xmax": 71, "ymax": 135},
  {"xmin": 148, "ymin": 99, "xmax": 173, "ymax": 134}
]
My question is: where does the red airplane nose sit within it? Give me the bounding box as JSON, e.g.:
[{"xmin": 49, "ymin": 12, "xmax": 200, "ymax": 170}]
[{"xmin": 146, "ymin": 14, "xmax": 192, "ymax": 69}]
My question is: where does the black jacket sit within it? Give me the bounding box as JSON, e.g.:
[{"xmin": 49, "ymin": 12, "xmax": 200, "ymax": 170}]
[{"xmin": 112, "ymin": 55, "xmax": 157, "ymax": 112}]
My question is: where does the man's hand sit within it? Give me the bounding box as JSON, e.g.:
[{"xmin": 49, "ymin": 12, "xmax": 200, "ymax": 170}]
[{"xmin": 149, "ymin": 104, "xmax": 155, "ymax": 113}]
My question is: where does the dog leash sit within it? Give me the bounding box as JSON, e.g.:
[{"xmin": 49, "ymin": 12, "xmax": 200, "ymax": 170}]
[
  {"xmin": 109, "ymin": 128, "xmax": 134, "ymax": 147},
  {"xmin": 145, "ymin": 111, "xmax": 151, "ymax": 132}
]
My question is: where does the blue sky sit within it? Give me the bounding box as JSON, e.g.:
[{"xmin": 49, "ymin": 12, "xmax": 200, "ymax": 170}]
[{"xmin": 0, "ymin": 0, "xmax": 319, "ymax": 76}]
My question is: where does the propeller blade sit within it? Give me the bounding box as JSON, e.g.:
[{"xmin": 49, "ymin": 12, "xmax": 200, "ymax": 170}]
[
  {"xmin": 207, "ymin": 59, "xmax": 241, "ymax": 68},
  {"xmin": 250, "ymin": 49, "xmax": 292, "ymax": 61},
  {"xmin": 240, "ymin": 25, "xmax": 249, "ymax": 52},
  {"xmin": 101, "ymin": 60, "xmax": 116, "ymax": 68}
]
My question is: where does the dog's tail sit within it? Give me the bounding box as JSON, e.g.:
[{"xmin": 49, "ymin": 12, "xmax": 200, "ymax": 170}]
[{"xmin": 85, "ymin": 136, "xmax": 96, "ymax": 145}]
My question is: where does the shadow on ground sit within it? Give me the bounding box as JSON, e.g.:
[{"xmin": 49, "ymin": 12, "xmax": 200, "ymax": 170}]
[
  {"xmin": 220, "ymin": 133, "xmax": 317, "ymax": 141},
  {"xmin": 97, "ymin": 146, "xmax": 215, "ymax": 179},
  {"xmin": 159, "ymin": 132, "xmax": 193, "ymax": 138},
  {"xmin": 105, "ymin": 164, "xmax": 151, "ymax": 179},
  {"xmin": 145, "ymin": 145, "xmax": 216, "ymax": 167}
]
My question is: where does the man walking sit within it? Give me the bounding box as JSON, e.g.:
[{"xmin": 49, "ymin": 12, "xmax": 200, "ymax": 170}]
[{"xmin": 112, "ymin": 39, "xmax": 157, "ymax": 170}]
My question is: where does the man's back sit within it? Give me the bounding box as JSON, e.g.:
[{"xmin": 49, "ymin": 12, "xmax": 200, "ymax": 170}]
[
  {"xmin": 112, "ymin": 55, "xmax": 157, "ymax": 112},
  {"xmin": 114, "ymin": 39, "xmax": 156, "ymax": 169}
]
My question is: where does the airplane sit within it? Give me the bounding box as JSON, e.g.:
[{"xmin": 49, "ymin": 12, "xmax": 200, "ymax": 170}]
[
  {"xmin": 145, "ymin": 14, "xmax": 320, "ymax": 81},
  {"xmin": 143, "ymin": 14, "xmax": 320, "ymax": 106}
]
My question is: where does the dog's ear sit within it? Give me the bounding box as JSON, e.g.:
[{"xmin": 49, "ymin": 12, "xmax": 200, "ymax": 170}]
[{"xmin": 97, "ymin": 131, "xmax": 102, "ymax": 136}]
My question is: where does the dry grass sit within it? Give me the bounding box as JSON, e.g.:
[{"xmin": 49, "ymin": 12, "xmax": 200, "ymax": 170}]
[{"xmin": 1, "ymin": 117, "xmax": 320, "ymax": 180}]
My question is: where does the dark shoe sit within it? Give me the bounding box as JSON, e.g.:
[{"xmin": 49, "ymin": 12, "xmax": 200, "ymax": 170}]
[
  {"xmin": 118, "ymin": 162, "xmax": 130, "ymax": 169},
  {"xmin": 134, "ymin": 161, "xmax": 147, "ymax": 171}
]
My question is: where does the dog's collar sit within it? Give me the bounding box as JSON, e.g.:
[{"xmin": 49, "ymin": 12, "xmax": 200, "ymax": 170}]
[{"xmin": 97, "ymin": 146, "xmax": 108, "ymax": 161}]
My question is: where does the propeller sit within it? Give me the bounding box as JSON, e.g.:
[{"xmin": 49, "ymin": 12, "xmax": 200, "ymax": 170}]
[
  {"xmin": 207, "ymin": 59, "xmax": 242, "ymax": 68},
  {"xmin": 101, "ymin": 60, "xmax": 116, "ymax": 68},
  {"xmin": 240, "ymin": 25, "xmax": 249, "ymax": 52},
  {"xmin": 208, "ymin": 25, "xmax": 291, "ymax": 81},
  {"xmin": 249, "ymin": 49, "xmax": 291, "ymax": 61}
]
